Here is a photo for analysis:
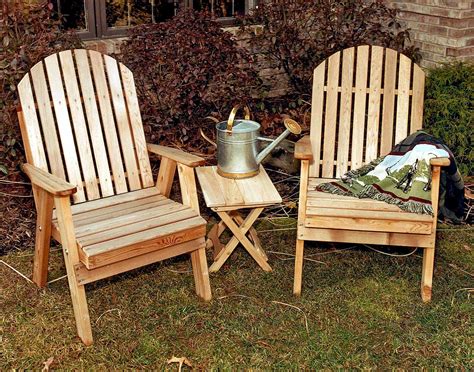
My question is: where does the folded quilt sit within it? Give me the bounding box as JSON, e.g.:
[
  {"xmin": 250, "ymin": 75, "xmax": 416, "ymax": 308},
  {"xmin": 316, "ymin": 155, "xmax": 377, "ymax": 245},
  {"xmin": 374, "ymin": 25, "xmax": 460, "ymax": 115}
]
[{"xmin": 316, "ymin": 131, "xmax": 465, "ymax": 220}]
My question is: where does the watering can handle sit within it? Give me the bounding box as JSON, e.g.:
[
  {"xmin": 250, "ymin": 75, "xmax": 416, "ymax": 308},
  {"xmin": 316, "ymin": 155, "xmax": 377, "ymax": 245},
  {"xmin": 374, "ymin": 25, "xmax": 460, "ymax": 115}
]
[{"xmin": 227, "ymin": 105, "xmax": 251, "ymax": 132}]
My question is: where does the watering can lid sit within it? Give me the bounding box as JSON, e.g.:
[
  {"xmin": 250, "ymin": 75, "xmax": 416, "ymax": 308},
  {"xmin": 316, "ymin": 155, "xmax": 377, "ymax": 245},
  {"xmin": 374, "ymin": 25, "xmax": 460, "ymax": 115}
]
[{"xmin": 216, "ymin": 119, "xmax": 260, "ymax": 133}]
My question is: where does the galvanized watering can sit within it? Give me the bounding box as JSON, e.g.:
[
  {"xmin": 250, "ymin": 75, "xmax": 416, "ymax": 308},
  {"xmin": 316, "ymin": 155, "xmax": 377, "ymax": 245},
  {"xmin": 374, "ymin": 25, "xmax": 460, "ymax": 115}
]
[{"xmin": 202, "ymin": 105, "xmax": 302, "ymax": 179}]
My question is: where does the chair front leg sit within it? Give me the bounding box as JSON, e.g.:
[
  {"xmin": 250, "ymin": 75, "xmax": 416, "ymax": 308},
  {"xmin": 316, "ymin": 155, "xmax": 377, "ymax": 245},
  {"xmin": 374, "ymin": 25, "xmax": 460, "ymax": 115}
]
[
  {"xmin": 191, "ymin": 247, "xmax": 212, "ymax": 301},
  {"xmin": 420, "ymin": 164, "xmax": 442, "ymax": 302},
  {"xmin": 32, "ymin": 187, "xmax": 54, "ymax": 287},
  {"xmin": 54, "ymin": 195, "xmax": 93, "ymax": 345},
  {"xmin": 421, "ymin": 247, "xmax": 435, "ymax": 302},
  {"xmin": 294, "ymin": 159, "xmax": 310, "ymax": 296},
  {"xmin": 177, "ymin": 163, "xmax": 212, "ymax": 300}
]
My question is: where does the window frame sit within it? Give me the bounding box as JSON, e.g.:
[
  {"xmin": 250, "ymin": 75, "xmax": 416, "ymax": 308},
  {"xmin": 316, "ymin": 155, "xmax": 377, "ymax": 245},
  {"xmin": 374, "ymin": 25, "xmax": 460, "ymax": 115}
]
[
  {"xmin": 57, "ymin": 0, "xmax": 96, "ymax": 40},
  {"xmin": 70, "ymin": 0, "xmax": 258, "ymax": 40}
]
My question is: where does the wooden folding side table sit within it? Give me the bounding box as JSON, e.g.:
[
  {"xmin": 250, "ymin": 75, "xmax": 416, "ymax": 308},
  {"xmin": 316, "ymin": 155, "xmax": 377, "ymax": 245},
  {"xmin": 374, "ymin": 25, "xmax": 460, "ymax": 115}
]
[{"xmin": 196, "ymin": 165, "xmax": 282, "ymax": 272}]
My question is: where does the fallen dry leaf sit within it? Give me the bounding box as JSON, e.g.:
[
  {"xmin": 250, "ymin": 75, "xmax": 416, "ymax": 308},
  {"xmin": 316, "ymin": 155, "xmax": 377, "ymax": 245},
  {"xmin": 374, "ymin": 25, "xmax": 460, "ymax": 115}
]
[
  {"xmin": 167, "ymin": 356, "xmax": 192, "ymax": 371},
  {"xmin": 42, "ymin": 356, "xmax": 54, "ymax": 371}
]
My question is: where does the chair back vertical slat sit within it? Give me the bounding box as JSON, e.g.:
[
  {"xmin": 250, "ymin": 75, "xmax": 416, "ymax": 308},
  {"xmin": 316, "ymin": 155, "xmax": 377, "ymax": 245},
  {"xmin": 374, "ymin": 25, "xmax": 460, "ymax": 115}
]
[
  {"xmin": 89, "ymin": 51, "xmax": 128, "ymax": 194},
  {"xmin": 74, "ymin": 50, "xmax": 114, "ymax": 197},
  {"xmin": 365, "ymin": 46, "xmax": 383, "ymax": 162},
  {"xmin": 395, "ymin": 54, "xmax": 411, "ymax": 144},
  {"xmin": 351, "ymin": 45, "xmax": 369, "ymax": 170},
  {"xmin": 309, "ymin": 62, "xmax": 326, "ymax": 178},
  {"xmin": 44, "ymin": 54, "xmax": 86, "ymax": 202},
  {"xmin": 380, "ymin": 49, "xmax": 398, "ymax": 155},
  {"xmin": 336, "ymin": 47, "xmax": 355, "ymax": 178},
  {"xmin": 119, "ymin": 63, "xmax": 154, "ymax": 188},
  {"xmin": 321, "ymin": 51, "xmax": 340, "ymax": 178},
  {"xmin": 29, "ymin": 62, "xmax": 66, "ymax": 179},
  {"xmin": 103, "ymin": 55, "xmax": 142, "ymax": 191},
  {"xmin": 17, "ymin": 77, "xmax": 48, "ymax": 169},
  {"xmin": 410, "ymin": 64, "xmax": 425, "ymax": 133},
  {"xmin": 59, "ymin": 50, "xmax": 100, "ymax": 200}
]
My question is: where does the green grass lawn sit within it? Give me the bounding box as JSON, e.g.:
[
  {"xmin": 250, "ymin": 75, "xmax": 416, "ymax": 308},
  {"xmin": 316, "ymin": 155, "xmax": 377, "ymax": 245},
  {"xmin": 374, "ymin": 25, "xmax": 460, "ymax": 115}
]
[{"xmin": 1, "ymin": 219, "xmax": 473, "ymax": 369}]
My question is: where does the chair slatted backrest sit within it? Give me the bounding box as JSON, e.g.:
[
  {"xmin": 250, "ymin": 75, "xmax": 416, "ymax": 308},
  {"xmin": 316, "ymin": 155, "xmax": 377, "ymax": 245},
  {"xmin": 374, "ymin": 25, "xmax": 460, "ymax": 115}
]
[
  {"xmin": 309, "ymin": 45, "xmax": 425, "ymax": 179},
  {"xmin": 17, "ymin": 49, "xmax": 155, "ymax": 203}
]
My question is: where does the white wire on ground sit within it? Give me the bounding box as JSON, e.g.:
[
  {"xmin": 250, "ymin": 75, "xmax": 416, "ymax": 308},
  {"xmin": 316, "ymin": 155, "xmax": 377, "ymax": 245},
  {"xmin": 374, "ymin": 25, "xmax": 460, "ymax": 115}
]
[
  {"xmin": 363, "ymin": 245, "xmax": 418, "ymax": 257},
  {"xmin": 47, "ymin": 275, "xmax": 67, "ymax": 284},
  {"xmin": 0, "ymin": 260, "xmax": 34, "ymax": 284},
  {"xmin": 267, "ymin": 250, "xmax": 327, "ymax": 265}
]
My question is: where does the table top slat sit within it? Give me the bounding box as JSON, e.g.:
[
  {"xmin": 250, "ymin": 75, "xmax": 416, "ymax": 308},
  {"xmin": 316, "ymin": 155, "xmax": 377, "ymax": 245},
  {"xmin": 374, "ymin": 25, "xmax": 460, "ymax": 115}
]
[{"xmin": 196, "ymin": 166, "xmax": 282, "ymax": 209}]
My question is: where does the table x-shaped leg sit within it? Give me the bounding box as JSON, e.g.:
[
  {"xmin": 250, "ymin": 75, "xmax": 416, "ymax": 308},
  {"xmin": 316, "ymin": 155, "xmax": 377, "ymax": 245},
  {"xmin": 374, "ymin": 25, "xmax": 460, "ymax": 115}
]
[
  {"xmin": 209, "ymin": 207, "xmax": 272, "ymax": 272},
  {"xmin": 206, "ymin": 220, "xmax": 227, "ymax": 259}
]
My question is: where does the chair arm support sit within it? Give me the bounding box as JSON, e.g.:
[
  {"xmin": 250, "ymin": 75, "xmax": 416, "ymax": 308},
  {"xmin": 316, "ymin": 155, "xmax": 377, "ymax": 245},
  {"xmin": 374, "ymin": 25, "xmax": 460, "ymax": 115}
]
[
  {"xmin": 430, "ymin": 157, "xmax": 450, "ymax": 167},
  {"xmin": 22, "ymin": 163, "xmax": 77, "ymax": 196},
  {"xmin": 295, "ymin": 136, "xmax": 313, "ymax": 160},
  {"xmin": 429, "ymin": 157, "xmax": 450, "ymax": 223},
  {"xmin": 177, "ymin": 163, "xmax": 200, "ymax": 214},
  {"xmin": 147, "ymin": 144, "xmax": 206, "ymax": 167}
]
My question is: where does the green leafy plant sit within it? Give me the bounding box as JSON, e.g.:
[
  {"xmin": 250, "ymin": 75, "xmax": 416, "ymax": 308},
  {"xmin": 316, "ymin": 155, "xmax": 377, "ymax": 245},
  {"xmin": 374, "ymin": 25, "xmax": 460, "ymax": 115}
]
[
  {"xmin": 424, "ymin": 62, "xmax": 473, "ymax": 176},
  {"xmin": 0, "ymin": 1, "xmax": 82, "ymax": 174},
  {"xmin": 241, "ymin": 0, "xmax": 419, "ymax": 96},
  {"xmin": 119, "ymin": 10, "xmax": 263, "ymax": 149}
]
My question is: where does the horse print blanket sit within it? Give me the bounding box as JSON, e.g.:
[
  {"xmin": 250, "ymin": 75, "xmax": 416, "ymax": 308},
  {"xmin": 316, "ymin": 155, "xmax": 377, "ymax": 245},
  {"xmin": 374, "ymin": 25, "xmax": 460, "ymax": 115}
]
[{"xmin": 316, "ymin": 131, "xmax": 465, "ymax": 221}]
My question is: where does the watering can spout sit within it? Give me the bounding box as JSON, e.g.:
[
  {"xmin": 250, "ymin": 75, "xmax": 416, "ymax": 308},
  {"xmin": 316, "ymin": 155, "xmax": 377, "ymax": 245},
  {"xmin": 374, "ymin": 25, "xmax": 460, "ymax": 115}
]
[{"xmin": 256, "ymin": 118, "xmax": 302, "ymax": 165}]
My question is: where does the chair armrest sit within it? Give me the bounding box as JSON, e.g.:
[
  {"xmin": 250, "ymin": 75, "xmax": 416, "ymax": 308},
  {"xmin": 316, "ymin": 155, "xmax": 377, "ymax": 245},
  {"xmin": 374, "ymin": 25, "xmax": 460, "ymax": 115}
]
[
  {"xmin": 430, "ymin": 157, "xmax": 450, "ymax": 167},
  {"xmin": 22, "ymin": 163, "xmax": 77, "ymax": 196},
  {"xmin": 295, "ymin": 136, "xmax": 313, "ymax": 160},
  {"xmin": 147, "ymin": 144, "xmax": 206, "ymax": 167}
]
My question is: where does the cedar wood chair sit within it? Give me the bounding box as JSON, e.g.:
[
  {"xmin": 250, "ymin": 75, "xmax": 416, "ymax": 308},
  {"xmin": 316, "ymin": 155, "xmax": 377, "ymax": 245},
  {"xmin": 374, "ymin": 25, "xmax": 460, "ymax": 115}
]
[
  {"xmin": 293, "ymin": 45, "xmax": 450, "ymax": 302},
  {"xmin": 17, "ymin": 49, "xmax": 212, "ymax": 345}
]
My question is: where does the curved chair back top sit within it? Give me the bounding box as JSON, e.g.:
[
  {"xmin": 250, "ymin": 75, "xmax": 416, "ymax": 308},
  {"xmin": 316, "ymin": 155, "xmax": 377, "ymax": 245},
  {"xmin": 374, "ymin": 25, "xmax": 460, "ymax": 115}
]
[{"xmin": 17, "ymin": 49, "xmax": 154, "ymax": 203}]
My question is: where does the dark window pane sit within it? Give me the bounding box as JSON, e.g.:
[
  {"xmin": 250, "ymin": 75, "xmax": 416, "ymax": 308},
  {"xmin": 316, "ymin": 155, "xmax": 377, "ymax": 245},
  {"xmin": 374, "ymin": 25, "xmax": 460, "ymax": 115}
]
[
  {"xmin": 191, "ymin": 0, "xmax": 246, "ymax": 17},
  {"xmin": 106, "ymin": 0, "xmax": 162, "ymax": 28},
  {"xmin": 154, "ymin": 1, "xmax": 178, "ymax": 22},
  {"xmin": 54, "ymin": 0, "xmax": 87, "ymax": 30}
]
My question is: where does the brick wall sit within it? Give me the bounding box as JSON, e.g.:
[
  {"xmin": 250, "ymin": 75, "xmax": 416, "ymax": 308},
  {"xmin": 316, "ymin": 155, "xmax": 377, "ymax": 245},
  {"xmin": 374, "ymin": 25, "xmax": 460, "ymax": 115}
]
[
  {"xmin": 390, "ymin": 1, "xmax": 474, "ymax": 69},
  {"xmin": 84, "ymin": 38, "xmax": 126, "ymax": 55}
]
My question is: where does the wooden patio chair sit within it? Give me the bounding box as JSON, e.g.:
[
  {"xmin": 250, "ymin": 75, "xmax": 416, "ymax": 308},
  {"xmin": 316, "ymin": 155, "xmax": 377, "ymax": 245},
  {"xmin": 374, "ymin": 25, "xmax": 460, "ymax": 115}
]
[
  {"xmin": 17, "ymin": 49, "xmax": 212, "ymax": 345},
  {"xmin": 293, "ymin": 45, "xmax": 450, "ymax": 302}
]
